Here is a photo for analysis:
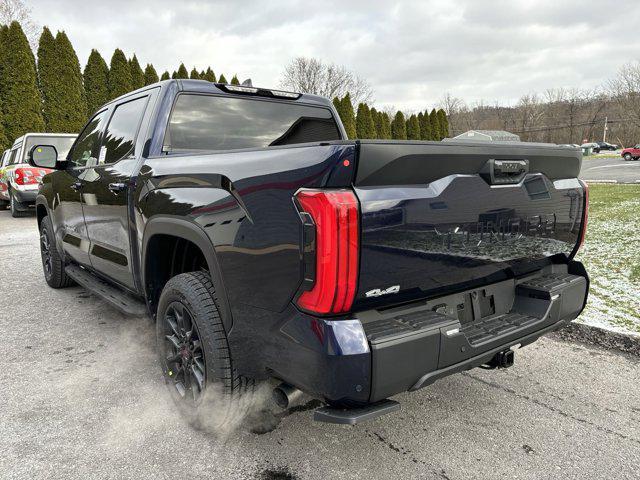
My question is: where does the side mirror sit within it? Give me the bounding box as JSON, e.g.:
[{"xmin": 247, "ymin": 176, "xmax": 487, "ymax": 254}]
[{"xmin": 29, "ymin": 145, "xmax": 59, "ymax": 169}]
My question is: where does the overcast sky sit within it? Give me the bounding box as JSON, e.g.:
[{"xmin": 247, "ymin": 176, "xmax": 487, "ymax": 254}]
[{"xmin": 29, "ymin": 0, "xmax": 640, "ymax": 111}]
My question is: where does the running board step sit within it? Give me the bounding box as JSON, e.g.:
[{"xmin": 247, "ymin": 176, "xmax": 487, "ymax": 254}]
[
  {"xmin": 65, "ymin": 265, "xmax": 147, "ymax": 316},
  {"xmin": 313, "ymin": 399, "xmax": 400, "ymax": 425}
]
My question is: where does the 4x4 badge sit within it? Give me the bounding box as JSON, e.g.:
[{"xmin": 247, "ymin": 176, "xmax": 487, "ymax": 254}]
[{"xmin": 365, "ymin": 285, "xmax": 400, "ymax": 298}]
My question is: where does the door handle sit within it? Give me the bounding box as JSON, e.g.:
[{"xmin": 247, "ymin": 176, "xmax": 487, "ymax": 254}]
[
  {"xmin": 70, "ymin": 181, "xmax": 82, "ymax": 191},
  {"xmin": 108, "ymin": 182, "xmax": 127, "ymax": 193}
]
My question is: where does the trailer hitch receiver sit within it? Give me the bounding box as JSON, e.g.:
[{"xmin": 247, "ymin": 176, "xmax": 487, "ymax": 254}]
[{"xmin": 486, "ymin": 349, "xmax": 515, "ymax": 369}]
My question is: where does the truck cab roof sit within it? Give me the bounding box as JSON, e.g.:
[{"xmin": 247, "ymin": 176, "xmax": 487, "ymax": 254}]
[
  {"xmin": 11, "ymin": 132, "xmax": 77, "ymax": 148},
  {"xmin": 103, "ymin": 79, "xmax": 333, "ymax": 110}
]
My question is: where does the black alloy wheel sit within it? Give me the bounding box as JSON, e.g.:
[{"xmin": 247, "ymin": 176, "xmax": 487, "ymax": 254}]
[
  {"xmin": 156, "ymin": 272, "xmax": 254, "ymax": 430},
  {"xmin": 40, "ymin": 227, "xmax": 53, "ymax": 281},
  {"xmin": 161, "ymin": 301, "xmax": 206, "ymax": 404},
  {"xmin": 38, "ymin": 215, "xmax": 75, "ymax": 288}
]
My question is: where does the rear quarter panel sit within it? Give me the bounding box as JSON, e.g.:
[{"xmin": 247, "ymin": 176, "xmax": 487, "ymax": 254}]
[{"xmin": 137, "ymin": 143, "xmax": 356, "ymax": 313}]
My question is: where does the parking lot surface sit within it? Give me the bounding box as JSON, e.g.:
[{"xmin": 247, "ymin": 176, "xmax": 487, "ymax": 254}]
[
  {"xmin": 580, "ymin": 155, "xmax": 640, "ymax": 183},
  {"xmin": 1, "ymin": 211, "xmax": 639, "ymax": 480}
]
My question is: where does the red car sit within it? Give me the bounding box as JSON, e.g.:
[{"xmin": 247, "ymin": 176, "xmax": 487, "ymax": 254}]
[{"xmin": 621, "ymin": 145, "xmax": 640, "ymax": 161}]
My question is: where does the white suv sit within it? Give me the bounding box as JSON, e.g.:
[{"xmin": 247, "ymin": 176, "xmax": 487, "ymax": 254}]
[{"xmin": 1, "ymin": 133, "xmax": 77, "ymax": 217}]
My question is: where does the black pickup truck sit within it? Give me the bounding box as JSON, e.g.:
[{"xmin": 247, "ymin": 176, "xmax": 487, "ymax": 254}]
[{"xmin": 29, "ymin": 79, "xmax": 589, "ymax": 425}]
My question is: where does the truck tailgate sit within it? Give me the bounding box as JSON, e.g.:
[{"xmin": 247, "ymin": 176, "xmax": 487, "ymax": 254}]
[{"xmin": 351, "ymin": 140, "xmax": 586, "ymax": 311}]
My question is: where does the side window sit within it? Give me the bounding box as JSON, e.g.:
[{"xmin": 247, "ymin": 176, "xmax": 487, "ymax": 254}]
[
  {"xmin": 102, "ymin": 96, "xmax": 148, "ymax": 164},
  {"xmin": 9, "ymin": 148, "xmax": 20, "ymax": 165},
  {"xmin": 69, "ymin": 110, "xmax": 108, "ymax": 167}
]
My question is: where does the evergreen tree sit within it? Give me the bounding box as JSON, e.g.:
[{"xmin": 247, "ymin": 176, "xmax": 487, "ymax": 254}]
[
  {"xmin": 176, "ymin": 63, "xmax": 189, "ymax": 79},
  {"xmin": 218, "ymin": 73, "xmax": 228, "ymax": 84},
  {"xmin": 2, "ymin": 21, "xmax": 44, "ymax": 141},
  {"xmin": 356, "ymin": 103, "xmax": 376, "ymax": 139},
  {"xmin": 0, "ymin": 26, "xmax": 8, "ymax": 149},
  {"xmin": 437, "ymin": 109, "xmax": 449, "ymax": 139},
  {"xmin": 339, "ymin": 93, "xmax": 356, "ymax": 139},
  {"xmin": 230, "ymin": 74, "xmax": 240, "ymax": 85},
  {"xmin": 190, "ymin": 67, "xmax": 200, "ymax": 79},
  {"xmin": 171, "ymin": 70, "xmax": 177, "ymax": 79},
  {"xmin": 129, "ymin": 54, "xmax": 144, "ymax": 90},
  {"xmin": 429, "ymin": 109, "xmax": 441, "ymax": 140},
  {"xmin": 332, "ymin": 96, "xmax": 341, "ymax": 113},
  {"xmin": 84, "ymin": 49, "xmax": 109, "ymax": 116},
  {"xmin": 143, "ymin": 64, "xmax": 159, "ymax": 85},
  {"xmin": 199, "ymin": 69, "xmax": 206, "ymax": 78},
  {"xmin": 202, "ymin": 67, "xmax": 216, "ymax": 82},
  {"xmin": 390, "ymin": 111, "xmax": 407, "ymax": 140},
  {"xmin": 54, "ymin": 31, "xmax": 87, "ymax": 131},
  {"xmin": 419, "ymin": 110, "xmax": 432, "ymax": 140},
  {"xmin": 380, "ymin": 112, "xmax": 392, "ymax": 139},
  {"xmin": 370, "ymin": 107, "xmax": 380, "ymax": 139},
  {"xmin": 108, "ymin": 48, "xmax": 132, "ymax": 100},
  {"xmin": 0, "ymin": 112, "xmax": 7, "ymax": 151},
  {"xmin": 160, "ymin": 71, "xmax": 170, "ymax": 81},
  {"xmin": 406, "ymin": 114, "xmax": 421, "ymax": 140},
  {"xmin": 36, "ymin": 27, "xmax": 56, "ymax": 123},
  {"xmin": 0, "ymin": 24, "xmax": 9, "ymax": 126}
]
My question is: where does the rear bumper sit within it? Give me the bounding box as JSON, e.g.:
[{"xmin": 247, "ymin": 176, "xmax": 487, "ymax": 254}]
[
  {"xmin": 12, "ymin": 187, "xmax": 38, "ymax": 204},
  {"xmin": 253, "ymin": 261, "xmax": 588, "ymax": 406}
]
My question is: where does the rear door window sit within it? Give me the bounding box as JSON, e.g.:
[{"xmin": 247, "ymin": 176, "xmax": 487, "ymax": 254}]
[
  {"xmin": 165, "ymin": 94, "xmax": 341, "ymax": 152},
  {"xmin": 102, "ymin": 96, "xmax": 149, "ymax": 163},
  {"xmin": 8, "ymin": 147, "xmax": 20, "ymax": 165}
]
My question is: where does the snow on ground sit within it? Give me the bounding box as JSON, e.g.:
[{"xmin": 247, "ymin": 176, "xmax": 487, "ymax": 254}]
[{"xmin": 575, "ymin": 184, "xmax": 640, "ymax": 336}]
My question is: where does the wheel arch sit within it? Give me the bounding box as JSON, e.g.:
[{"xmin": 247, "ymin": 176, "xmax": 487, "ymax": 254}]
[
  {"xmin": 35, "ymin": 196, "xmax": 49, "ymax": 229},
  {"xmin": 142, "ymin": 216, "xmax": 233, "ymax": 332}
]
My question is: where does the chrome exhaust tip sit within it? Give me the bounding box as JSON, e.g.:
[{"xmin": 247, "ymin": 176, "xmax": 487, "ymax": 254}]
[{"xmin": 272, "ymin": 383, "xmax": 303, "ymax": 409}]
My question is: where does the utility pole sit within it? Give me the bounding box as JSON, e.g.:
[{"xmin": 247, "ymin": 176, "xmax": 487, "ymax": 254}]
[{"xmin": 603, "ymin": 116, "xmax": 608, "ymax": 142}]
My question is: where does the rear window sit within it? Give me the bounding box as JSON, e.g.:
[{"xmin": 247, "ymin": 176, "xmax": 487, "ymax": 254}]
[
  {"xmin": 165, "ymin": 94, "xmax": 341, "ymax": 152},
  {"xmin": 24, "ymin": 136, "xmax": 76, "ymax": 162}
]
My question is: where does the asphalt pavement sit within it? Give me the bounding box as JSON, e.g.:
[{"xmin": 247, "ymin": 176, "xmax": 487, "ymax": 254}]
[
  {"xmin": 0, "ymin": 211, "xmax": 639, "ymax": 480},
  {"xmin": 580, "ymin": 155, "xmax": 640, "ymax": 183}
]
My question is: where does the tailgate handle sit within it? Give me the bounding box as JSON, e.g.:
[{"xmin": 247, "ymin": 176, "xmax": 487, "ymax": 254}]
[{"xmin": 481, "ymin": 159, "xmax": 529, "ymax": 185}]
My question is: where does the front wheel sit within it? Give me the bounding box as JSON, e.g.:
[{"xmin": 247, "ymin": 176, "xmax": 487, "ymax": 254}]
[
  {"xmin": 156, "ymin": 271, "xmax": 253, "ymax": 431},
  {"xmin": 624, "ymin": 153, "xmax": 633, "ymax": 161},
  {"xmin": 39, "ymin": 215, "xmax": 75, "ymax": 288}
]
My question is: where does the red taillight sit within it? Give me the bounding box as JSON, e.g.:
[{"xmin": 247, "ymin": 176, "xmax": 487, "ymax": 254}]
[
  {"xmin": 295, "ymin": 189, "xmax": 359, "ymax": 314},
  {"xmin": 14, "ymin": 167, "xmax": 39, "ymax": 185}
]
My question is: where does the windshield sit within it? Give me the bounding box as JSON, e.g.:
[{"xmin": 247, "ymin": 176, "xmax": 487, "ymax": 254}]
[{"xmin": 23, "ymin": 135, "xmax": 77, "ymax": 161}]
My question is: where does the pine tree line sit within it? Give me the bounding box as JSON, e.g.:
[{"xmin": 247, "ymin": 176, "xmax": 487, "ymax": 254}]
[
  {"xmin": 333, "ymin": 93, "xmax": 450, "ymax": 141},
  {"xmin": 0, "ymin": 20, "xmax": 448, "ymax": 151},
  {"xmin": 0, "ymin": 21, "xmax": 244, "ymax": 150}
]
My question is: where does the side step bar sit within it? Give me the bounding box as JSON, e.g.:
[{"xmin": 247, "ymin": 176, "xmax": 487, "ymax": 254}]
[
  {"xmin": 313, "ymin": 399, "xmax": 400, "ymax": 425},
  {"xmin": 65, "ymin": 265, "xmax": 147, "ymax": 317}
]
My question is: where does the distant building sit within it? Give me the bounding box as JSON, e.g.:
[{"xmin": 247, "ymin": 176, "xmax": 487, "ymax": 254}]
[{"xmin": 450, "ymin": 130, "xmax": 521, "ymax": 142}]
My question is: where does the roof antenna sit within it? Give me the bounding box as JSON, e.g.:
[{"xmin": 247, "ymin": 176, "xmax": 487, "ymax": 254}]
[{"xmin": 241, "ymin": 78, "xmax": 253, "ymax": 87}]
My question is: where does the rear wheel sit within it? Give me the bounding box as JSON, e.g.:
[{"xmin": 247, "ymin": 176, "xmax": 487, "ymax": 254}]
[
  {"xmin": 156, "ymin": 271, "xmax": 253, "ymax": 431},
  {"xmin": 624, "ymin": 153, "xmax": 633, "ymax": 161},
  {"xmin": 39, "ymin": 215, "xmax": 75, "ymax": 288},
  {"xmin": 10, "ymin": 190, "xmax": 28, "ymax": 217}
]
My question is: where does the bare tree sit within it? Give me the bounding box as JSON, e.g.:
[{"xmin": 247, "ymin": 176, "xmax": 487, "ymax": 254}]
[
  {"xmin": 438, "ymin": 92, "xmax": 465, "ymax": 116},
  {"xmin": 608, "ymin": 62, "xmax": 640, "ymax": 129},
  {"xmin": 280, "ymin": 57, "xmax": 373, "ymax": 104},
  {"xmin": 0, "ymin": 0, "xmax": 39, "ymax": 50}
]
